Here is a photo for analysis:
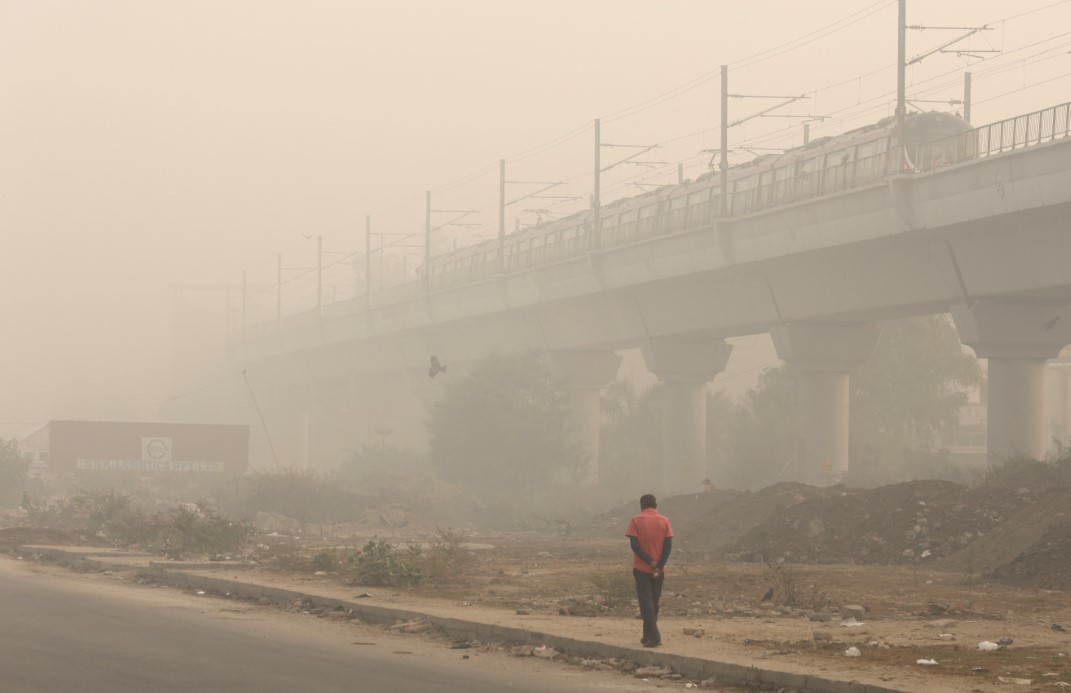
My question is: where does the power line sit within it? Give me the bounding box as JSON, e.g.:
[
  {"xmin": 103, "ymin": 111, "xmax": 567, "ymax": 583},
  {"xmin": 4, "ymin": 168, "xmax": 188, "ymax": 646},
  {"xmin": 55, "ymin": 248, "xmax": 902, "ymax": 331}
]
[{"xmin": 732, "ymin": 0, "xmax": 895, "ymax": 72}]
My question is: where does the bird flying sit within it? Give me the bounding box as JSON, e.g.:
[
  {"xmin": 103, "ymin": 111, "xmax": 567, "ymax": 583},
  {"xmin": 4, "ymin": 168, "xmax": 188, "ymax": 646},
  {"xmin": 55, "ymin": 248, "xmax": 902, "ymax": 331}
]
[{"xmin": 429, "ymin": 355, "xmax": 447, "ymax": 378}]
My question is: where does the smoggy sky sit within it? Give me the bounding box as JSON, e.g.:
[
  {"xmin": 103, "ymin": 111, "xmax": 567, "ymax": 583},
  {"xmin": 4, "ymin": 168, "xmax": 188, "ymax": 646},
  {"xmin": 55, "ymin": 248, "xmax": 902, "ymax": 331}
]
[{"xmin": 4, "ymin": 1, "xmax": 1071, "ymax": 427}]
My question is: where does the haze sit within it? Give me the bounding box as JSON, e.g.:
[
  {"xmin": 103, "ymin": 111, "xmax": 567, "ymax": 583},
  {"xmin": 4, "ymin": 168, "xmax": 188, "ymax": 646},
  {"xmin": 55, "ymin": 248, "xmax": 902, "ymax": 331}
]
[{"xmin": 3, "ymin": 0, "xmax": 1070, "ymax": 427}]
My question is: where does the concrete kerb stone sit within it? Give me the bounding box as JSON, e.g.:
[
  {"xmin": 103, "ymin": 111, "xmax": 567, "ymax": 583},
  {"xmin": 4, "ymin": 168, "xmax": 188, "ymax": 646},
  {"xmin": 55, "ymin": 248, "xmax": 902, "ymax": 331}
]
[
  {"xmin": 18, "ymin": 545, "xmax": 145, "ymax": 573},
  {"xmin": 18, "ymin": 546, "xmax": 906, "ymax": 693}
]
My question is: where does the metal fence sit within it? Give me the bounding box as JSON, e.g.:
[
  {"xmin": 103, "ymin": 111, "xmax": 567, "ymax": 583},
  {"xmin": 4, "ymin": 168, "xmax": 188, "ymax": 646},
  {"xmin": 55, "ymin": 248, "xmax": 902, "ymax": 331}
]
[{"xmin": 911, "ymin": 101, "xmax": 1071, "ymax": 173}]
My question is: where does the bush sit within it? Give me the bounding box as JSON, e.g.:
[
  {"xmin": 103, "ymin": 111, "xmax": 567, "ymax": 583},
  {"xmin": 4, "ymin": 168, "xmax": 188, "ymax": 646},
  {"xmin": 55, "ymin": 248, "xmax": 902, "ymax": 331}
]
[
  {"xmin": 229, "ymin": 469, "xmax": 367, "ymax": 526},
  {"xmin": 311, "ymin": 551, "xmax": 337, "ymax": 572},
  {"xmin": 762, "ymin": 560, "xmax": 830, "ymax": 609},
  {"xmin": 23, "ymin": 491, "xmax": 252, "ymax": 557},
  {"xmin": 24, "ymin": 489, "xmax": 140, "ymax": 537},
  {"xmin": 421, "ymin": 527, "xmax": 476, "ymax": 582},
  {"xmin": 163, "ymin": 500, "xmax": 254, "ymax": 558},
  {"xmin": 978, "ymin": 441, "xmax": 1071, "ymax": 489},
  {"xmin": 354, "ymin": 539, "xmax": 422, "ymax": 587},
  {"xmin": 588, "ymin": 570, "xmax": 635, "ymax": 609},
  {"xmin": 0, "ymin": 439, "xmax": 30, "ymax": 506}
]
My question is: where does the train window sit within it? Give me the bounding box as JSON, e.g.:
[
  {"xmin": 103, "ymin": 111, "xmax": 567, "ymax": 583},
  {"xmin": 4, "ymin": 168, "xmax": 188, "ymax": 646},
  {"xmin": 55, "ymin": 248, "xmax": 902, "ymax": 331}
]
[
  {"xmin": 856, "ymin": 140, "xmax": 882, "ymax": 160},
  {"xmin": 687, "ymin": 191, "xmax": 706, "ymax": 207},
  {"xmin": 797, "ymin": 155, "xmax": 822, "ymax": 175},
  {"xmin": 734, "ymin": 174, "xmax": 756, "ymax": 192}
]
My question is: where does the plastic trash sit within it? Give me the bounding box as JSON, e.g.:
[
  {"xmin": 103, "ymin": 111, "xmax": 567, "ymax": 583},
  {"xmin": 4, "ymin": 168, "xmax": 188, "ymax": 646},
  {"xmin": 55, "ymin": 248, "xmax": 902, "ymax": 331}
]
[
  {"xmin": 844, "ymin": 647, "xmax": 861, "ymax": 657},
  {"xmin": 916, "ymin": 658, "xmax": 939, "ymax": 665},
  {"xmin": 978, "ymin": 641, "xmax": 999, "ymax": 651}
]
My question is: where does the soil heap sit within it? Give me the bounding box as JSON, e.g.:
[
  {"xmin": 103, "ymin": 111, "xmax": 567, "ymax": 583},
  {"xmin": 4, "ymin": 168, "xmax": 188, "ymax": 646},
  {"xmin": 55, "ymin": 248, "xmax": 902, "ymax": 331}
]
[{"xmin": 588, "ymin": 480, "xmax": 1071, "ymax": 590}]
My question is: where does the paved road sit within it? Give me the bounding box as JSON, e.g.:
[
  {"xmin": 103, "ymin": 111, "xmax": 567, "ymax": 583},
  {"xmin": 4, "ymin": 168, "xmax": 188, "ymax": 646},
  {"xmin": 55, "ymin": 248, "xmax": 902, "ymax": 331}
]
[{"xmin": 0, "ymin": 560, "xmax": 644, "ymax": 693}]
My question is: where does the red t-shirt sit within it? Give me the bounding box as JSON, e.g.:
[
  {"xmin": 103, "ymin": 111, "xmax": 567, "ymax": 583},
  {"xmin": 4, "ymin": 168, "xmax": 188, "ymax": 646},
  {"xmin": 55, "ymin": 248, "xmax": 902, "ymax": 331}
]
[{"xmin": 626, "ymin": 508, "xmax": 673, "ymax": 573}]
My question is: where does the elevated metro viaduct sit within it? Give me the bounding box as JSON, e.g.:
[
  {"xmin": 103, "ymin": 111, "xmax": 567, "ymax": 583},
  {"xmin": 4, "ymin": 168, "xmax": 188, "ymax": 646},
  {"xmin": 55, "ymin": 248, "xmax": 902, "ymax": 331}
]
[{"xmin": 235, "ymin": 108, "xmax": 1071, "ymax": 493}]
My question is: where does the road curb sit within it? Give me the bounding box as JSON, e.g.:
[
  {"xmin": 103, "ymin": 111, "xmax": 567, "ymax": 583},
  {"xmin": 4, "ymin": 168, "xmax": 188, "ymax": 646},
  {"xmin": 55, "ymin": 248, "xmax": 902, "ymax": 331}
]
[{"xmin": 18, "ymin": 546, "xmax": 906, "ymax": 693}]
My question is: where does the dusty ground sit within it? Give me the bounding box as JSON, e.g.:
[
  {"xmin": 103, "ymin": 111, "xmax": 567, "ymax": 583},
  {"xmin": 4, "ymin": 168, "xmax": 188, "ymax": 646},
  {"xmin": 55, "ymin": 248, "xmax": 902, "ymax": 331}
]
[
  {"xmin": 8, "ymin": 478, "xmax": 1071, "ymax": 690},
  {"xmin": 220, "ymin": 528, "xmax": 1071, "ymax": 692}
]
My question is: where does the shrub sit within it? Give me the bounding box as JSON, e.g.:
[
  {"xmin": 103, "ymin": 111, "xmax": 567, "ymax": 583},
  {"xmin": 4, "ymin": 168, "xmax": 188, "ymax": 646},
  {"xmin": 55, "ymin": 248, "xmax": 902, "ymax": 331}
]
[
  {"xmin": 978, "ymin": 442, "xmax": 1071, "ymax": 489},
  {"xmin": 230, "ymin": 469, "xmax": 367, "ymax": 526},
  {"xmin": 421, "ymin": 527, "xmax": 476, "ymax": 582},
  {"xmin": 762, "ymin": 560, "xmax": 829, "ymax": 609},
  {"xmin": 588, "ymin": 570, "xmax": 635, "ymax": 609},
  {"xmin": 0, "ymin": 439, "xmax": 30, "ymax": 506},
  {"xmin": 24, "ymin": 489, "xmax": 142, "ymax": 537},
  {"xmin": 311, "ymin": 551, "xmax": 337, "ymax": 572},
  {"xmin": 354, "ymin": 539, "xmax": 422, "ymax": 587},
  {"xmin": 162, "ymin": 500, "xmax": 254, "ymax": 558}
]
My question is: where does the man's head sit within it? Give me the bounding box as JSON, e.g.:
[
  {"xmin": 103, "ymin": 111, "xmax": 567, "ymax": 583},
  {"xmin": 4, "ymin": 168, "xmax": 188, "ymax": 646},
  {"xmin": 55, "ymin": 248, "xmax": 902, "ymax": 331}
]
[{"xmin": 640, "ymin": 493, "xmax": 657, "ymax": 510}]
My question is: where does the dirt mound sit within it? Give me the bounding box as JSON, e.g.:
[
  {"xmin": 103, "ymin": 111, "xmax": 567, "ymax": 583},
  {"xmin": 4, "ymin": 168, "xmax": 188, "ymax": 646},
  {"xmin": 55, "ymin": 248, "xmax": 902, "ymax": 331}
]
[
  {"xmin": 578, "ymin": 480, "xmax": 1071, "ymax": 588},
  {"xmin": 0, "ymin": 526, "xmax": 85, "ymax": 551},
  {"xmin": 936, "ymin": 487, "xmax": 1071, "ymax": 576},
  {"xmin": 992, "ymin": 521, "xmax": 1071, "ymax": 589},
  {"xmin": 672, "ymin": 483, "xmax": 844, "ymax": 556},
  {"xmin": 581, "ymin": 489, "xmax": 743, "ymax": 542},
  {"xmin": 583, "ymin": 483, "xmax": 843, "ymax": 557},
  {"xmin": 705, "ymin": 480, "xmax": 1042, "ymax": 566}
]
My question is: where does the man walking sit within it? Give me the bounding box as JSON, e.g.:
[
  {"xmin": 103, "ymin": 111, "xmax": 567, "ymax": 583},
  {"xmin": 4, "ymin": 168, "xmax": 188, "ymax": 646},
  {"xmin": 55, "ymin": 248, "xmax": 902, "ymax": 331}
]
[{"xmin": 626, "ymin": 493, "xmax": 673, "ymax": 647}]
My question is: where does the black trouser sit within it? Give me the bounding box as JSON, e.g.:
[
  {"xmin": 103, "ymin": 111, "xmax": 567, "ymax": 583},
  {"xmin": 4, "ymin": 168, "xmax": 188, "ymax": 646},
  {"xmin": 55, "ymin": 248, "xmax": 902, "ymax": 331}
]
[{"xmin": 633, "ymin": 568, "xmax": 664, "ymax": 644}]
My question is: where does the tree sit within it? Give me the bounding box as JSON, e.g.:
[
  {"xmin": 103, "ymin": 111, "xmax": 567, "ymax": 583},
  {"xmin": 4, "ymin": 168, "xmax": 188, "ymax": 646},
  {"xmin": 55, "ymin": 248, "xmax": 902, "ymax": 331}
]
[
  {"xmin": 600, "ymin": 381, "xmax": 736, "ymax": 493},
  {"xmin": 847, "ymin": 315, "xmax": 981, "ymax": 485},
  {"xmin": 722, "ymin": 315, "xmax": 982, "ymax": 488},
  {"xmin": 600, "ymin": 379, "xmax": 663, "ymax": 494},
  {"xmin": 721, "ymin": 363, "xmax": 799, "ymax": 489},
  {"xmin": 0, "ymin": 438, "xmax": 30, "ymax": 506},
  {"xmin": 426, "ymin": 351, "xmax": 584, "ymax": 500}
]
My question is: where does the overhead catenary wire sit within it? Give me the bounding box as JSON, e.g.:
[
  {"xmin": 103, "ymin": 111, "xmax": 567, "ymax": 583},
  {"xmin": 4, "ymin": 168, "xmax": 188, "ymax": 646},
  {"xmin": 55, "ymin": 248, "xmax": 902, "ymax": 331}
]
[{"xmin": 269, "ymin": 0, "xmax": 1071, "ymax": 305}]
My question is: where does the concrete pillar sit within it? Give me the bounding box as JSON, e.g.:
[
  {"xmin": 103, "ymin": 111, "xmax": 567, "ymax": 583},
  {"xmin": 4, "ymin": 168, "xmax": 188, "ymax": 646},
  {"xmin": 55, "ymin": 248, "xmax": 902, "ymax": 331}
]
[
  {"xmin": 771, "ymin": 322, "xmax": 879, "ymax": 486},
  {"xmin": 987, "ymin": 358, "xmax": 1047, "ymax": 460},
  {"xmin": 952, "ymin": 300, "xmax": 1071, "ymax": 461},
  {"xmin": 641, "ymin": 338, "xmax": 732, "ymax": 495},
  {"xmin": 548, "ymin": 350, "xmax": 623, "ymax": 487}
]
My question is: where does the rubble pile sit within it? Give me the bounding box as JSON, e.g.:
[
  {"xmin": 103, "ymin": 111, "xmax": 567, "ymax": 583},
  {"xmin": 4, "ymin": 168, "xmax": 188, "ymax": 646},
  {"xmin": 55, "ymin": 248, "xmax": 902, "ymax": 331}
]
[
  {"xmin": 588, "ymin": 480, "xmax": 1071, "ymax": 589},
  {"xmin": 720, "ymin": 480, "xmax": 1038, "ymax": 565},
  {"xmin": 992, "ymin": 521, "xmax": 1071, "ymax": 589}
]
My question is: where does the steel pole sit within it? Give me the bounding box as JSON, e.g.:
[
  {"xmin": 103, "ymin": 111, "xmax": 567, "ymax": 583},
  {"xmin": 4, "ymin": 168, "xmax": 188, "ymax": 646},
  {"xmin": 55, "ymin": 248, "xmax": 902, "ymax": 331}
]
[
  {"xmin": 592, "ymin": 119, "xmax": 601, "ymax": 249},
  {"xmin": 498, "ymin": 158, "xmax": 505, "ymax": 271},
  {"xmin": 424, "ymin": 190, "xmax": 431, "ymax": 290},
  {"xmin": 896, "ymin": 0, "xmax": 907, "ymax": 169},
  {"xmin": 365, "ymin": 215, "xmax": 372, "ymax": 307},
  {"xmin": 720, "ymin": 64, "xmax": 728, "ymax": 215}
]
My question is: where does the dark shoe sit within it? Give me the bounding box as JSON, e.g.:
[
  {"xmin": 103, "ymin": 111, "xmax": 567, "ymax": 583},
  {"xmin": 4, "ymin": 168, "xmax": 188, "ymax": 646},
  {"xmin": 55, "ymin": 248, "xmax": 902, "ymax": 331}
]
[{"xmin": 643, "ymin": 640, "xmax": 662, "ymax": 648}]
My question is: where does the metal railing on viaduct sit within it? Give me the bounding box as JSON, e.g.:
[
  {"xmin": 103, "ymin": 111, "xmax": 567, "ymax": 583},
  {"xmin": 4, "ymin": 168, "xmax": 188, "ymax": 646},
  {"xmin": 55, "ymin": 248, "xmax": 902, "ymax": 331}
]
[{"xmin": 250, "ymin": 101, "xmax": 1071, "ymax": 335}]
